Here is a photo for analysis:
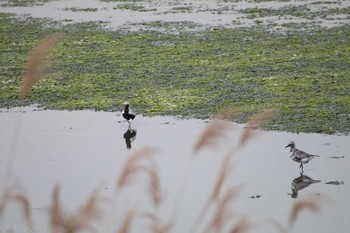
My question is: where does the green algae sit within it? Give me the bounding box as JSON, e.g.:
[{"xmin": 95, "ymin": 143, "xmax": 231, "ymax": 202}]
[
  {"xmin": 0, "ymin": 0, "xmax": 53, "ymax": 7},
  {"xmin": 0, "ymin": 13, "xmax": 349, "ymax": 134}
]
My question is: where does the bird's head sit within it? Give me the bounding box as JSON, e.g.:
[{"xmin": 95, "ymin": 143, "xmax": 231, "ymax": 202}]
[{"xmin": 285, "ymin": 141, "xmax": 295, "ymax": 148}]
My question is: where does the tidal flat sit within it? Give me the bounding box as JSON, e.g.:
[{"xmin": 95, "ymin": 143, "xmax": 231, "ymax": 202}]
[{"xmin": 0, "ymin": 1, "xmax": 350, "ymax": 232}]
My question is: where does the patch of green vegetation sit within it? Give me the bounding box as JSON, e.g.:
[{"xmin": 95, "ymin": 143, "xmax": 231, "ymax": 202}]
[
  {"xmin": 221, "ymin": 0, "xmax": 240, "ymax": 3},
  {"xmin": 114, "ymin": 3, "xmax": 156, "ymax": 12},
  {"xmin": 64, "ymin": 7, "xmax": 98, "ymax": 12},
  {"xmin": 242, "ymin": 5, "xmax": 350, "ymax": 21},
  {"xmin": 0, "ymin": 0, "xmax": 53, "ymax": 7},
  {"xmin": 311, "ymin": 1, "xmax": 341, "ymax": 5},
  {"xmin": 171, "ymin": 6, "xmax": 193, "ymax": 13},
  {"xmin": 0, "ymin": 13, "xmax": 349, "ymax": 134},
  {"xmin": 242, "ymin": 5, "xmax": 315, "ymax": 19},
  {"xmin": 135, "ymin": 21, "xmax": 202, "ymax": 32}
]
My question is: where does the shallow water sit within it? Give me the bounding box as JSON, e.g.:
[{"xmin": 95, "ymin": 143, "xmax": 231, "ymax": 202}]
[
  {"xmin": 0, "ymin": 0, "xmax": 349, "ymax": 30},
  {"xmin": 0, "ymin": 108, "xmax": 349, "ymax": 232}
]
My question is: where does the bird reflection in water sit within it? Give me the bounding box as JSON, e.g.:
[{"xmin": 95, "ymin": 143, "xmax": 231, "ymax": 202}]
[
  {"xmin": 123, "ymin": 127, "xmax": 137, "ymax": 149},
  {"xmin": 288, "ymin": 173, "xmax": 320, "ymax": 198}
]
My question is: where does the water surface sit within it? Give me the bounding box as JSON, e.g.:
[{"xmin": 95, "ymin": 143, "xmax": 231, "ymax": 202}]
[
  {"xmin": 1, "ymin": 0, "xmax": 349, "ymax": 30},
  {"xmin": 0, "ymin": 108, "xmax": 349, "ymax": 232}
]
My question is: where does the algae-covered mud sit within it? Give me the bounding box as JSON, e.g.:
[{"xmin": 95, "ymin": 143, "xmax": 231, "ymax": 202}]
[{"xmin": 0, "ymin": 0, "xmax": 349, "ymax": 134}]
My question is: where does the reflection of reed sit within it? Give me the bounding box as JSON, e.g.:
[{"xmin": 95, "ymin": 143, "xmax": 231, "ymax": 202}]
[{"xmin": 288, "ymin": 173, "xmax": 321, "ymax": 198}]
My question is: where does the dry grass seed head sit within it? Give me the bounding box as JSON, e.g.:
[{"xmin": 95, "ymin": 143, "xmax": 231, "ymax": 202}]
[
  {"xmin": 50, "ymin": 185, "xmax": 103, "ymax": 233},
  {"xmin": 141, "ymin": 212, "xmax": 173, "ymax": 233},
  {"xmin": 194, "ymin": 120, "xmax": 233, "ymax": 154},
  {"xmin": 230, "ymin": 218, "xmax": 254, "ymax": 233},
  {"xmin": 239, "ymin": 109, "xmax": 275, "ymax": 147},
  {"xmin": 215, "ymin": 107, "xmax": 240, "ymax": 121},
  {"xmin": 0, "ymin": 187, "xmax": 33, "ymax": 227},
  {"xmin": 12, "ymin": 194, "xmax": 33, "ymax": 226},
  {"xmin": 208, "ymin": 186, "xmax": 242, "ymax": 233},
  {"xmin": 20, "ymin": 33, "xmax": 64, "ymax": 99},
  {"xmin": 117, "ymin": 147, "xmax": 162, "ymax": 207},
  {"xmin": 0, "ymin": 190, "xmax": 10, "ymax": 219},
  {"xmin": 117, "ymin": 147, "xmax": 159, "ymax": 190},
  {"xmin": 211, "ymin": 156, "xmax": 234, "ymax": 202},
  {"xmin": 77, "ymin": 187, "xmax": 103, "ymax": 220},
  {"xmin": 267, "ymin": 219, "xmax": 288, "ymax": 233},
  {"xmin": 50, "ymin": 185, "xmax": 64, "ymax": 232},
  {"xmin": 289, "ymin": 194, "xmax": 325, "ymax": 227},
  {"xmin": 145, "ymin": 167, "xmax": 162, "ymax": 207},
  {"xmin": 117, "ymin": 209, "xmax": 137, "ymax": 233}
]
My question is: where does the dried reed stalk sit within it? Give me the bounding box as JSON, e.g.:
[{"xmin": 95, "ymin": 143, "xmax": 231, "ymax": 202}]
[
  {"xmin": 0, "ymin": 187, "xmax": 33, "ymax": 228},
  {"xmin": 289, "ymin": 194, "xmax": 325, "ymax": 227},
  {"xmin": 117, "ymin": 147, "xmax": 162, "ymax": 207},
  {"xmin": 20, "ymin": 32, "xmax": 63, "ymax": 99},
  {"xmin": 239, "ymin": 109, "xmax": 275, "ymax": 147},
  {"xmin": 189, "ymin": 156, "xmax": 235, "ymax": 233},
  {"xmin": 204, "ymin": 186, "xmax": 241, "ymax": 233},
  {"xmin": 229, "ymin": 218, "xmax": 253, "ymax": 233},
  {"xmin": 267, "ymin": 219, "xmax": 289, "ymax": 233},
  {"xmin": 141, "ymin": 212, "xmax": 173, "ymax": 233},
  {"xmin": 50, "ymin": 185, "xmax": 103, "ymax": 233},
  {"xmin": 211, "ymin": 156, "xmax": 234, "ymax": 202},
  {"xmin": 194, "ymin": 120, "xmax": 233, "ymax": 154},
  {"xmin": 146, "ymin": 167, "xmax": 162, "ymax": 207},
  {"xmin": 117, "ymin": 147, "xmax": 158, "ymax": 189},
  {"xmin": 214, "ymin": 107, "xmax": 240, "ymax": 121},
  {"xmin": 117, "ymin": 209, "xmax": 137, "ymax": 233}
]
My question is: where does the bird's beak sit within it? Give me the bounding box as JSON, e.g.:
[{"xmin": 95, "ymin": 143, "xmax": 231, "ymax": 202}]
[{"xmin": 285, "ymin": 144, "xmax": 290, "ymax": 148}]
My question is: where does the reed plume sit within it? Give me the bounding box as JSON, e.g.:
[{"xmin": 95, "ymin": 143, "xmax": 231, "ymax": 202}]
[
  {"xmin": 190, "ymin": 156, "xmax": 236, "ymax": 233},
  {"xmin": 215, "ymin": 107, "xmax": 240, "ymax": 121},
  {"xmin": 289, "ymin": 194, "xmax": 325, "ymax": 227},
  {"xmin": 50, "ymin": 185, "xmax": 103, "ymax": 233},
  {"xmin": 267, "ymin": 219, "xmax": 289, "ymax": 233},
  {"xmin": 141, "ymin": 212, "xmax": 173, "ymax": 233},
  {"xmin": 117, "ymin": 147, "xmax": 162, "ymax": 207},
  {"xmin": 0, "ymin": 187, "xmax": 33, "ymax": 228},
  {"xmin": 239, "ymin": 109, "xmax": 275, "ymax": 147},
  {"xmin": 194, "ymin": 120, "xmax": 233, "ymax": 154},
  {"xmin": 204, "ymin": 186, "xmax": 242, "ymax": 233},
  {"xmin": 117, "ymin": 209, "xmax": 137, "ymax": 233},
  {"xmin": 20, "ymin": 32, "xmax": 63, "ymax": 99},
  {"xmin": 211, "ymin": 156, "xmax": 234, "ymax": 202},
  {"xmin": 229, "ymin": 218, "xmax": 253, "ymax": 233}
]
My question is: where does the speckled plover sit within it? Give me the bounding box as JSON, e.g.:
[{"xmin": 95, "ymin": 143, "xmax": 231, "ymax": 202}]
[{"xmin": 285, "ymin": 141, "xmax": 319, "ymax": 171}]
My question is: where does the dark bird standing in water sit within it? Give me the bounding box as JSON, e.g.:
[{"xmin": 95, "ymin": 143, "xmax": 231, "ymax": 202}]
[
  {"xmin": 122, "ymin": 102, "xmax": 136, "ymax": 125},
  {"xmin": 285, "ymin": 141, "xmax": 320, "ymax": 172}
]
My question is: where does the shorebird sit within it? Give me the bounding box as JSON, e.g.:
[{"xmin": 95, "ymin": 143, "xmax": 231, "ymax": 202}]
[
  {"xmin": 122, "ymin": 102, "xmax": 136, "ymax": 125},
  {"xmin": 285, "ymin": 141, "xmax": 319, "ymax": 171}
]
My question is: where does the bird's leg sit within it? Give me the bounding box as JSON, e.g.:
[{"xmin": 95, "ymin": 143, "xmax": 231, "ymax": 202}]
[{"xmin": 300, "ymin": 164, "xmax": 304, "ymax": 174}]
